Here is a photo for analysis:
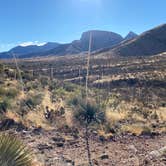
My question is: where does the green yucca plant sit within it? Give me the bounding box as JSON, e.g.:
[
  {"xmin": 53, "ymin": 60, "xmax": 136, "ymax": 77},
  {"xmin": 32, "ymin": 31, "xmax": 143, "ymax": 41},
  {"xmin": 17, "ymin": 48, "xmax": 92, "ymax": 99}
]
[{"xmin": 0, "ymin": 134, "xmax": 32, "ymax": 166}]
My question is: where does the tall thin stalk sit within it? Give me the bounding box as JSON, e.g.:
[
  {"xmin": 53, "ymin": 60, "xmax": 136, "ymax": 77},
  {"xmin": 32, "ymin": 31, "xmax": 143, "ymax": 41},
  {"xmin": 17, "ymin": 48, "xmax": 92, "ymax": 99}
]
[
  {"xmin": 85, "ymin": 32, "xmax": 92, "ymax": 102},
  {"xmin": 12, "ymin": 53, "xmax": 24, "ymax": 92},
  {"xmin": 85, "ymin": 32, "xmax": 93, "ymax": 166}
]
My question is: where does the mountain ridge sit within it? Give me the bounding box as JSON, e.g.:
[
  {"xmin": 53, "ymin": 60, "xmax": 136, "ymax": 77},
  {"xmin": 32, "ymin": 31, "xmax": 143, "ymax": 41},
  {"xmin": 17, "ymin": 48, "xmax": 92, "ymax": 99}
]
[
  {"xmin": 0, "ymin": 24, "xmax": 165, "ymax": 58},
  {"xmin": 110, "ymin": 24, "xmax": 166, "ymax": 56}
]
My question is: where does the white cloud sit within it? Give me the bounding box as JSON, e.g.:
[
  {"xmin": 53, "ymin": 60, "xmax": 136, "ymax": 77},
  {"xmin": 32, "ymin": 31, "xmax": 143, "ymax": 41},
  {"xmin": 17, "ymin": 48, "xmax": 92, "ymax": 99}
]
[{"xmin": 19, "ymin": 41, "xmax": 46, "ymax": 47}]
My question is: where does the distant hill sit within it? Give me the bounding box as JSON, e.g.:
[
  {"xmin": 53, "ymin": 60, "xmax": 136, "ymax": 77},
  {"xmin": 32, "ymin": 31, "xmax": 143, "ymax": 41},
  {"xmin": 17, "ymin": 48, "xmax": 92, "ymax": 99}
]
[
  {"xmin": 110, "ymin": 24, "xmax": 166, "ymax": 56},
  {"xmin": 0, "ymin": 42, "xmax": 60, "ymax": 58},
  {"xmin": 124, "ymin": 31, "xmax": 138, "ymax": 41}
]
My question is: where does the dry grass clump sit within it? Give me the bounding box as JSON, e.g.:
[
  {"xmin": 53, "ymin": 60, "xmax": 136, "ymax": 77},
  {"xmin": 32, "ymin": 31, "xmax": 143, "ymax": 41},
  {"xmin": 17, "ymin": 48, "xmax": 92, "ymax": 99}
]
[{"xmin": 120, "ymin": 124, "xmax": 152, "ymax": 136}]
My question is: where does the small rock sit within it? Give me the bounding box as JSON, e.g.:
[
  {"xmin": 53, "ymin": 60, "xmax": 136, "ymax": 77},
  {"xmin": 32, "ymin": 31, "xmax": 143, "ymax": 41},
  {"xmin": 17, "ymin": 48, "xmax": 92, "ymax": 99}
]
[
  {"xmin": 128, "ymin": 145, "xmax": 138, "ymax": 154},
  {"xmin": 32, "ymin": 127, "xmax": 43, "ymax": 135},
  {"xmin": 65, "ymin": 159, "xmax": 75, "ymax": 165},
  {"xmin": 100, "ymin": 154, "xmax": 109, "ymax": 160},
  {"xmin": 144, "ymin": 146, "xmax": 166, "ymax": 164},
  {"xmin": 37, "ymin": 144, "xmax": 53, "ymax": 151},
  {"xmin": 56, "ymin": 142, "xmax": 64, "ymax": 147},
  {"xmin": 52, "ymin": 136, "xmax": 65, "ymax": 142},
  {"xmin": 92, "ymin": 159, "xmax": 99, "ymax": 165},
  {"xmin": 149, "ymin": 146, "xmax": 166, "ymax": 158},
  {"xmin": 68, "ymin": 140, "xmax": 78, "ymax": 146}
]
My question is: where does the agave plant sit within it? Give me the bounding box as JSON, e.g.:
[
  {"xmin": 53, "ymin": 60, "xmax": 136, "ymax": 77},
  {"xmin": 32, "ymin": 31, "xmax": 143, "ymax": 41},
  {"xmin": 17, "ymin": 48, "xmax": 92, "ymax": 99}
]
[{"xmin": 0, "ymin": 134, "xmax": 32, "ymax": 166}]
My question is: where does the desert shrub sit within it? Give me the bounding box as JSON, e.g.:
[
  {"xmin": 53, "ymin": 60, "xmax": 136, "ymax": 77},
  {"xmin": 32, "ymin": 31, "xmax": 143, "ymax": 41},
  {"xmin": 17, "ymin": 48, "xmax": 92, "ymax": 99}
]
[
  {"xmin": 151, "ymin": 111, "xmax": 159, "ymax": 120},
  {"xmin": 131, "ymin": 106, "xmax": 142, "ymax": 114},
  {"xmin": 104, "ymin": 94, "xmax": 121, "ymax": 110},
  {"xmin": 25, "ymin": 93, "xmax": 43, "ymax": 108},
  {"xmin": 53, "ymin": 87, "xmax": 67, "ymax": 99},
  {"xmin": 73, "ymin": 99, "xmax": 106, "ymax": 126},
  {"xmin": 0, "ymin": 87, "xmax": 18, "ymax": 99},
  {"xmin": 67, "ymin": 94, "xmax": 82, "ymax": 106},
  {"xmin": 0, "ymin": 98, "xmax": 11, "ymax": 113},
  {"xmin": 0, "ymin": 87, "xmax": 6, "ymax": 96},
  {"xmin": 63, "ymin": 82, "xmax": 76, "ymax": 92},
  {"xmin": 0, "ymin": 134, "xmax": 32, "ymax": 166},
  {"xmin": 18, "ymin": 100, "xmax": 30, "ymax": 116},
  {"xmin": 48, "ymin": 79, "xmax": 62, "ymax": 91},
  {"xmin": 49, "ymin": 82, "xmax": 57, "ymax": 91},
  {"xmin": 25, "ymin": 81, "xmax": 42, "ymax": 91},
  {"xmin": 142, "ymin": 109, "xmax": 151, "ymax": 119},
  {"xmin": 103, "ymin": 122, "xmax": 118, "ymax": 134},
  {"xmin": 22, "ymin": 72, "xmax": 34, "ymax": 81},
  {"xmin": 131, "ymin": 106, "xmax": 151, "ymax": 119},
  {"xmin": 40, "ymin": 76, "xmax": 50, "ymax": 87},
  {"xmin": 6, "ymin": 88, "xmax": 19, "ymax": 98}
]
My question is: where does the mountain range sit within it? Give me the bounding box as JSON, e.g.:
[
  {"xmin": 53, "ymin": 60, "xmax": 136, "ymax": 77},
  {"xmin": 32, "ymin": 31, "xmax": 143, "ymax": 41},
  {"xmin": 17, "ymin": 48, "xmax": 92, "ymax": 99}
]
[{"xmin": 0, "ymin": 24, "xmax": 166, "ymax": 59}]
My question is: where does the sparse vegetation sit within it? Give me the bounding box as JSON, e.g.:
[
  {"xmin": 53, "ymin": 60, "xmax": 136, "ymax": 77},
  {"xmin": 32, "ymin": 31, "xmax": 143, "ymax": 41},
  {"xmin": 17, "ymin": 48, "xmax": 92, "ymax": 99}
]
[{"xmin": 0, "ymin": 52, "xmax": 165, "ymax": 165}]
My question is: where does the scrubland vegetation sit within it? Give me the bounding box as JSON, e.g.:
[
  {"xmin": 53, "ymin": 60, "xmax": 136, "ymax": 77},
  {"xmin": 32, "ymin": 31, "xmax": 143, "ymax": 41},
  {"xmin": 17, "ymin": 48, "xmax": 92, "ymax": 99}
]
[{"xmin": 0, "ymin": 53, "xmax": 165, "ymax": 165}]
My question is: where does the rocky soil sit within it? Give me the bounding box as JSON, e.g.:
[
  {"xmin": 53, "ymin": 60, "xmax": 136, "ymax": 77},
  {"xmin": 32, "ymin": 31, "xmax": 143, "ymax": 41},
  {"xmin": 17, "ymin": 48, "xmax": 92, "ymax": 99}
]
[{"xmin": 7, "ymin": 128, "xmax": 166, "ymax": 166}]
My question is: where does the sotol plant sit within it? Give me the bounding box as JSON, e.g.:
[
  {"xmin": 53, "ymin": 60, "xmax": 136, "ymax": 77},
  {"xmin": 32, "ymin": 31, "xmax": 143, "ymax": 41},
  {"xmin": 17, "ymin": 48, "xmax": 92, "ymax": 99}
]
[
  {"xmin": 74, "ymin": 99, "xmax": 105, "ymax": 166},
  {"xmin": 0, "ymin": 134, "xmax": 32, "ymax": 166}
]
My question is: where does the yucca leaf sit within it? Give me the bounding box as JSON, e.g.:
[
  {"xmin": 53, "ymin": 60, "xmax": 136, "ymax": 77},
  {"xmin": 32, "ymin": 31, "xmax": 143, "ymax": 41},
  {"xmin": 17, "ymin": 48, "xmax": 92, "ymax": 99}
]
[{"xmin": 0, "ymin": 134, "xmax": 32, "ymax": 166}]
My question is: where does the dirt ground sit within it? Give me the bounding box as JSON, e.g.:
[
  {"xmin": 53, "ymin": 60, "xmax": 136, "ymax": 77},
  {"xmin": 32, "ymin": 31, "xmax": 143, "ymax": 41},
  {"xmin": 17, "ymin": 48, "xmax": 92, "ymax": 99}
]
[{"xmin": 13, "ymin": 129, "xmax": 166, "ymax": 166}]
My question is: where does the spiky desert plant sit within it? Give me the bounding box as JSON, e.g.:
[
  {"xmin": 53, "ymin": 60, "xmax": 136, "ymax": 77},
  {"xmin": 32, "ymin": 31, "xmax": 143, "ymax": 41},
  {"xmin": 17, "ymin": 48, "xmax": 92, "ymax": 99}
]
[
  {"xmin": 0, "ymin": 134, "xmax": 32, "ymax": 166},
  {"xmin": 74, "ymin": 99, "xmax": 105, "ymax": 166}
]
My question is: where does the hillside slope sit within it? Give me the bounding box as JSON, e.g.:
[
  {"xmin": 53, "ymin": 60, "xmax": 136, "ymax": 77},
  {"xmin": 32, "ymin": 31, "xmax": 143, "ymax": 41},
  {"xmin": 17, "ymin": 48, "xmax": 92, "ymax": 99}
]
[{"xmin": 111, "ymin": 24, "xmax": 166, "ymax": 56}]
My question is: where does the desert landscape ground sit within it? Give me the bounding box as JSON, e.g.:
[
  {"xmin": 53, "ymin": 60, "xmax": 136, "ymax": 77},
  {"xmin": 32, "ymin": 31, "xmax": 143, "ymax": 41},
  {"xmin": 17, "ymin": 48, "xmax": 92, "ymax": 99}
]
[{"xmin": 0, "ymin": 49, "xmax": 166, "ymax": 165}]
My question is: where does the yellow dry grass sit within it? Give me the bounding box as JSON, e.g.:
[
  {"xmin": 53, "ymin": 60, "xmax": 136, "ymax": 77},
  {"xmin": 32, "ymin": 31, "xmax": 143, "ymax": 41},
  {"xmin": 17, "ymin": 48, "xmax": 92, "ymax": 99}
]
[
  {"xmin": 5, "ymin": 111, "xmax": 20, "ymax": 123},
  {"xmin": 105, "ymin": 101, "xmax": 131, "ymax": 124},
  {"xmin": 25, "ymin": 108, "xmax": 53, "ymax": 130},
  {"xmin": 106, "ymin": 110, "xmax": 127, "ymax": 124},
  {"xmin": 65, "ymin": 109, "xmax": 74, "ymax": 127},
  {"xmin": 121, "ymin": 124, "xmax": 147, "ymax": 136},
  {"xmin": 132, "ymin": 113, "xmax": 146, "ymax": 122},
  {"xmin": 156, "ymin": 107, "xmax": 166, "ymax": 122},
  {"xmin": 41, "ymin": 88, "xmax": 55, "ymax": 110},
  {"xmin": 98, "ymin": 130, "xmax": 113, "ymax": 140}
]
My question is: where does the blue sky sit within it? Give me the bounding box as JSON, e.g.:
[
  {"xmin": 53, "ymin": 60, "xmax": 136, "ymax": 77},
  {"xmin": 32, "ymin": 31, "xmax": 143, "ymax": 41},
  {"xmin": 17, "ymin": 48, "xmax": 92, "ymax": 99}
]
[{"xmin": 0, "ymin": 0, "xmax": 165, "ymax": 52}]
